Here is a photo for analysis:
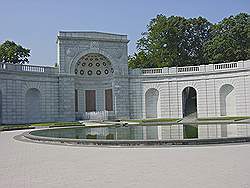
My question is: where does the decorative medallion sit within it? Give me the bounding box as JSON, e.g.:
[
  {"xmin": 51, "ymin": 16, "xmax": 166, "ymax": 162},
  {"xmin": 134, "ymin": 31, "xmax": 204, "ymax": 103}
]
[
  {"xmin": 88, "ymin": 70, "xmax": 92, "ymax": 75},
  {"xmin": 104, "ymin": 69, "xmax": 109, "ymax": 74},
  {"xmin": 90, "ymin": 41, "xmax": 99, "ymax": 50},
  {"xmin": 96, "ymin": 70, "xmax": 101, "ymax": 75}
]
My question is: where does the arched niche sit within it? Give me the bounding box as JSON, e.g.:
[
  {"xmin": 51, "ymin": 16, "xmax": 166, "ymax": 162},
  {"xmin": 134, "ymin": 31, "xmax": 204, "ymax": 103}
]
[
  {"xmin": 220, "ymin": 84, "xmax": 236, "ymax": 116},
  {"xmin": 25, "ymin": 88, "xmax": 41, "ymax": 122},
  {"xmin": 145, "ymin": 88, "xmax": 159, "ymax": 118}
]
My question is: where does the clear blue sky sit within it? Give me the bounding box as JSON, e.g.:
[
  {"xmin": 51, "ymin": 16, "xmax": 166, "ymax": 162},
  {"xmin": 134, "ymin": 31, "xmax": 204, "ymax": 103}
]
[{"xmin": 0, "ymin": 0, "xmax": 249, "ymax": 66}]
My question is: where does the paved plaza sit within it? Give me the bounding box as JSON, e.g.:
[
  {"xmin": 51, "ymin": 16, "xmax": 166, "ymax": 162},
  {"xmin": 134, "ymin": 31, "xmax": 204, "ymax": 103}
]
[{"xmin": 0, "ymin": 130, "xmax": 250, "ymax": 188}]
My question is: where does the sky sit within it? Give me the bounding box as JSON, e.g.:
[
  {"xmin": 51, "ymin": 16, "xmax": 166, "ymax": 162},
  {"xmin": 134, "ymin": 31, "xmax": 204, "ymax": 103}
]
[{"xmin": 0, "ymin": 0, "xmax": 249, "ymax": 66}]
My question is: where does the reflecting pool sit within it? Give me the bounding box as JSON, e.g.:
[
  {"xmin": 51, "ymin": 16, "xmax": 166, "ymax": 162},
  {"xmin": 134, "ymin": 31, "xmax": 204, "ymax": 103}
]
[{"xmin": 30, "ymin": 123, "xmax": 250, "ymax": 140}]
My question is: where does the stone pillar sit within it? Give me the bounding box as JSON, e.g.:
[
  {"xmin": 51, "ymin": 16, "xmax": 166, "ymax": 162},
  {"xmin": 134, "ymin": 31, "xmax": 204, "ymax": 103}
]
[
  {"xmin": 113, "ymin": 77, "xmax": 130, "ymax": 119},
  {"xmin": 58, "ymin": 75, "xmax": 76, "ymax": 121}
]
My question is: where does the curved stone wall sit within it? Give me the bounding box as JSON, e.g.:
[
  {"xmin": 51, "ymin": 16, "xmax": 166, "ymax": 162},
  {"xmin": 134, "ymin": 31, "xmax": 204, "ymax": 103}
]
[
  {"xmin": 0, "ymin": 31, "xmax": 249, "ymax": 124},
  {"xmin": 129, "ymin": 60, "xmax": 250, "ymax": 119}
]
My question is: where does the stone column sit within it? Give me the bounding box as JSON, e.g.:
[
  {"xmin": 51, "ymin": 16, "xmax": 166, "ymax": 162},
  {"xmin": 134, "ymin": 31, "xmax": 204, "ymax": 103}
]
[
  {"xmin": 58, "ymin": 75, "xmax": 76, "ymax": 121},
  {"xmin": 112, "ymin": 76, "xmax": 130, "ymax": 119}
]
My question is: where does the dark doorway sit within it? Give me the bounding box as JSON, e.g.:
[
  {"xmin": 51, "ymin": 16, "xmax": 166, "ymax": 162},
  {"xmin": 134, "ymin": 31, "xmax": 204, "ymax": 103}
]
[
  {"xmin": 85, "ymin": 90, "xmax": 96, "ymax": 112},
  {"xmin": 105, "ymin": 89, "xmax": 113, "ymax": 111},
  {"xmin": 182, "ymin": 87, "xmax": 197, "ymax": 118}
]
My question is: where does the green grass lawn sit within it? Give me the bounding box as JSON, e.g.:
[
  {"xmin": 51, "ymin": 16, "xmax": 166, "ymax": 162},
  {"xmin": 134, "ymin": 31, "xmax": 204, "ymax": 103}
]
[
  {"xmin": 126, "ymin": 118, "xmax": 181, "ymax": 123},
  {"xmin": 197, "ymin": 116, "xmax": 250, "ymax": 122},
  {"xmin": 0, "ymin": 124, "xmax": 34, "ymax": 131},
  {"xmin": 32, "ymin": 122, "xmax": 83, "ymax": 127},
  {"xmin": 0, "ymin": 122, "xmax": 83, "ymax": 131}
]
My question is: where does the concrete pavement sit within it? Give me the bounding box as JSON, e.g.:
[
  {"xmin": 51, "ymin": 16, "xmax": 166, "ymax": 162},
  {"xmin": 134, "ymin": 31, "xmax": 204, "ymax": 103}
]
[{"xmin": 0, "ymin": 130, "xmax": 250, "ymax": 188}]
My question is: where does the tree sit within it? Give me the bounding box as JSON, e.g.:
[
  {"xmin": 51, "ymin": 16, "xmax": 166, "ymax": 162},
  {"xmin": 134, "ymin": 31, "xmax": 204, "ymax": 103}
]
[
  {"xmin": 0, "ymin": 40, "xmax": 30, "ymax": 64},
  {"xmin": 129, "ymin": 14, "xmax": 212, "ymax": 68},
  {"xmin": 129, "ymin": 13, "xmax": 249, "ymax": 68},
  {"xmin": 204, "ymin": 13, "xmax": 250, "ymax": 63}
]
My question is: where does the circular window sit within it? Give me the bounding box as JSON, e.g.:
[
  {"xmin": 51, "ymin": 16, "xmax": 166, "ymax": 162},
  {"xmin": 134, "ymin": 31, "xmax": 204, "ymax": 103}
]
[
  {"xmin": 104, "ymin": 69, "xmax": 109, "ymax": 74},
  {"xmin": 88, "ymin": 63, "xmax": 93, "ymax": 67},
  {"xmin": 80, "ymin": 70, "xmax": 84, "ymax": 75},
  {"xmin": 95, "ymin": 58, "xmax": 98, "ymax": 61},
  {"xmin": 90, "ymin": 58, "xmax": 93, "ymax": 61},
  {"xmin": 82, "ymin": 62, "xmax": 86, "ymax": 67},
  {"xmin": 96, "ymin": 63, "xmax": 100, "ymax": 67},
  {"xmin": 75, "ymin": 69, "xmax": 78, "ymax": 74},
  {"xmin": 88, "ymin": 70, "xmax": 93, "ymax": 75},
  {"xmin": 96, "ymin": 70, "xmax": 101, "ymax": 75},
  {"xmin": 103, "ymin": 62, "xmax": 107, "ymax": 66}
]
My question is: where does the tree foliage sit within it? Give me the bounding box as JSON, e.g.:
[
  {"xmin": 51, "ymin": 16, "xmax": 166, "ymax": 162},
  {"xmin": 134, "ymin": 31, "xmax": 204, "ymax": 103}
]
[
  {"xmin": 129, "ymin": 13, "xmax": 250, "ymax": 68},
  {"xmin": 0, "ymin": 40, "xmax": 30, "ymax": 64},
  {"xmin": 204, "ymin": 13, "xmax": 250, "ymax": 63}
]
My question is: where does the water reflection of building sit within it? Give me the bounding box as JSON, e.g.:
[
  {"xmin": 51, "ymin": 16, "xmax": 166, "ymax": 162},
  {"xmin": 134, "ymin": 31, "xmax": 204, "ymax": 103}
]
[{"xmin": 198, "ymin": 124, "xmax": 250, "ymax": 139}]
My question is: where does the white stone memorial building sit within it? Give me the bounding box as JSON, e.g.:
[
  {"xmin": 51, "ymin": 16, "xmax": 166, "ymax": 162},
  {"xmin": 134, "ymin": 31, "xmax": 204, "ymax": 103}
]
[{"xmin": 0, "ymin": 31, "xmax": 249, "ymax": 124}]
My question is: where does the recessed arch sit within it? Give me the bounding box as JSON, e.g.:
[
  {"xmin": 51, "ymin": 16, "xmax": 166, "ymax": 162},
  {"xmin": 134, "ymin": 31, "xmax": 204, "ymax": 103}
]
[
  {"xmin": 182, "ymin": 87, "xmax": 197, "ymax": 118},
  {"xmin": 25, "ymin": 88, "xmax": 41, "ymax": 122},
  {"xmin": 73, "ymin": 53, "xmax": 114, "ymax": 78},
  {"xmin": 145, "ymin": 88, "xmax": 159, "ymax": 118},
  {"xmin": 220, "ymin": 84, "xmax": 236, "ymax": 116},
  {"xmin": 70, "ymin": 50, "xmax": 114, "ymax": 75}
]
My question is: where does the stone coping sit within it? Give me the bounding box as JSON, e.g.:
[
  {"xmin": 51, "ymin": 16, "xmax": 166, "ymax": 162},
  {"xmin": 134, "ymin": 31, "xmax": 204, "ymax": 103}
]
[{"xmin": 22, "ymin": 129, "xmax": 250, "ymax": 147}]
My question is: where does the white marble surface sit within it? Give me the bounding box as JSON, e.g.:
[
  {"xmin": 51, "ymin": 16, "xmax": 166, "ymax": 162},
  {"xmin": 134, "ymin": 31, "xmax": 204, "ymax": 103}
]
[{"xmin": 0, "ymin": 130, "xmax": 250, "ymax": 188}]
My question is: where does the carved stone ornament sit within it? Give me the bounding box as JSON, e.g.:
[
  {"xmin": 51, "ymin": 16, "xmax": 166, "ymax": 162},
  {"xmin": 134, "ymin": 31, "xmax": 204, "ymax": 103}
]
[
  {"xmin": 90, "ymin": 41, "xmax": 99, "ymax": 50},
  {"xmin": 113, "ymin": 48, "xmax": 123, "ymax": 59},
  {"xmin": 66, "ymin": 47, "xmax": 77, "ymax": 57}
]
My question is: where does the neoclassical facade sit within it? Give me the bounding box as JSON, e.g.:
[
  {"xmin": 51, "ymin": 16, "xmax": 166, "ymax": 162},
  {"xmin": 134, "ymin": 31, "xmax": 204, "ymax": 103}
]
[{"xmin": 0, "ymin": 31, "xmax": 249, "ymax": 124}]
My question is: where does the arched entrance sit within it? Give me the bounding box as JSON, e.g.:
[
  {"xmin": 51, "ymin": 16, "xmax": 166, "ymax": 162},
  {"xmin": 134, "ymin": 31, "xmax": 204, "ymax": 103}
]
[
  {"xmin": 0, "ymin": 90, "xmax": 2, "ymax": 124},
  {"xmin": 182, "ymin": 87, "xmax": 197, "ymax": 118},
  {"xmin": 220, "ymin": 84, "xmax": 236, "ymax": 116},
  {"xmin": 25, "ymin": 88, "xmax": 41, "ymax": 122},
  {"xmin": 74, "ymin": 53, "xmax": 114, "ymax": 115},
  {"xmin": 145, "ymin": 88, "xmax": 159, "ymax": 118}
]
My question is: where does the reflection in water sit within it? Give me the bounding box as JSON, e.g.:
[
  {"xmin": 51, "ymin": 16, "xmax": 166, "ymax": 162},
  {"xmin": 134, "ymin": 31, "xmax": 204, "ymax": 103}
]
[
  {"xmin": 198, "ymin": 124, "xmax": 250, "ymax": 139},
  {"xmin": 31, "ymin": 124, "xmax": 250, "ymax": 140}
]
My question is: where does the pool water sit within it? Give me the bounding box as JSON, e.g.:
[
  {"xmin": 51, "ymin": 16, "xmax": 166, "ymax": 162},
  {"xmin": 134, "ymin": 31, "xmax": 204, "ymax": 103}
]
[{"xmin": 30, "ymin": 124, "xmax": 250, "ymax": 140}]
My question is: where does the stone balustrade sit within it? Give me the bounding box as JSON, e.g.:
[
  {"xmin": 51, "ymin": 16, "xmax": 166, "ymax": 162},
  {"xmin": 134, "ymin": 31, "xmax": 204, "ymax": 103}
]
[
  {"xmin": 83, "ymin": 111, "xmax": 115, "ymax": 120},
  {"xmin": 142, "ymin": 68, "xmax": 163, "ymax": 74},
  {"xmin": 0, "ymin": 63, "xmax": 59, "ymax": 74},
  {"xmin": 129, "ymin": 60, "xmax": 250, "ymax": 76}
]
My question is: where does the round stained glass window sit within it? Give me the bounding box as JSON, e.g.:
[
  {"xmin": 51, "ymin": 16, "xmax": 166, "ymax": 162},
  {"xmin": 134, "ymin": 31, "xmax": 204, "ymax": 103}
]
[
  {"xmin": 80, "ymin": 70, "xmax": 84, "ymax": 75},
  {"xmin": 96, "ymin": 63, "xmax": 100, "ymax": 67},
  {"xmin": 103, "ymin": 62, "xmax": 107, "ymax": 66},
  {"xmin": 88, "ymin": 63, "xmax": 93, "ymax": 67},
  {"xmin": 82, "ymin": 62, "xmax": 86, "ymax": 67}
]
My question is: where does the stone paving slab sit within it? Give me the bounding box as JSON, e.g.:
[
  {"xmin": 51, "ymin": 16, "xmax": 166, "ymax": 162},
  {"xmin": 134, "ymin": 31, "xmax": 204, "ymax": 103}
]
[{"xmin": 0, "ymin": 130, "xmax": 250, "ymax": 188}]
